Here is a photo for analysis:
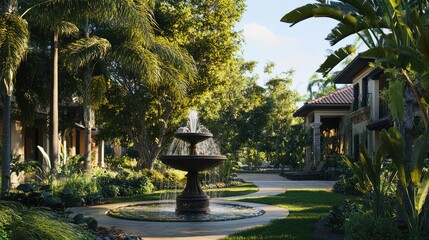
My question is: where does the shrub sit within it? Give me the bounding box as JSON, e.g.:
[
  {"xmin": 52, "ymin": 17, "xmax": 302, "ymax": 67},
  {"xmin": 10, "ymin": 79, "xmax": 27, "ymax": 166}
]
[
  {"xmin": 59, "ymin": 174, "xmax": 100, "ymax": 198},
  {"xmin": 95, "ymin": 169, "xmax": 154, "ymax": 197},
  {"xmin": 321, "ymin": 198, "xmax": 365, "ymax": 232},
  {"xmin": 102, "ymin": 185, "xmax": 120, "ymax": 198},
  {"xmin": 162, "ymin": 169, "xmax": 186, "ymax": 188},
  {"xmin": 141, "ymin": 169, "xmax": 165, "ymax": 190},
  {"xmin": 105, "ymin": 155, "xmax": 137, "ymax": 169},
  {"xmin": 333, "ymin": 175, "xmax": 366, "ymax": 195},
  {"xmin": 344, "ymin": 212, "xmax": 401, "ymax": 240}
]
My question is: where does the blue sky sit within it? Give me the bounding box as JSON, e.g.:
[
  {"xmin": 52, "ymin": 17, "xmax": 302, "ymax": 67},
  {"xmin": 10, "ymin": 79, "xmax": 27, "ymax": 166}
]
[{"xmin": 236, "ymin": 0, "xmax": 356, "ymax": 97}]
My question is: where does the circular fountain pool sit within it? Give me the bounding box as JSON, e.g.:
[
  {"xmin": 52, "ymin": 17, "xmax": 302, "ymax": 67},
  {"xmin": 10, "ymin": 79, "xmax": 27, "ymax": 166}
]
[{"xmin": 107, "ymin": 201, "xmax": 265, "ymax": 222}]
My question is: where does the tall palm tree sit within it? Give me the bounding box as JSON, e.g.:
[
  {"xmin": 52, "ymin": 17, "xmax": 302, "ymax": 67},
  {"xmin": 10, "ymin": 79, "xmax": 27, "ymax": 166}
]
[
  {"xmin": 26, "ymin": 0, "xmax": 154, "ymax": 172},
  {"xmin": 0, "ymin": 0, "xmax": 29, "ymax": 195},
  {"xmin": 60, "ymin": 3, "xmax": 155, "ymax": 172},
  {"xmin": 62, "ymin": 16, "xmax": 196, "ymax": 169}
]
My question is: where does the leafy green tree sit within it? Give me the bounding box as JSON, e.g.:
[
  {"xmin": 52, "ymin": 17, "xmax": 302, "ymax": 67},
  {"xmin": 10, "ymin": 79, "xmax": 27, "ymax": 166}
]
[
  {"xmin": 0, "ymin": 0, "xmax": 30, "ymax": 195},
  {"xmin": 98, "ymin": 0, "xmax": 246, "ymax": 168},
  {"xmin": 96, "ymin": 30, "xmax": 196, "ymax": 169},
  {"xmin": 154, "ymin": 0, "xmax": 246, "ymax": 104},
  {"xmin": 262, "ymin": 66, "xmax": 302, "ymax": 166},
  {"xmin": 199, "ymin": 59, "xmax": 258, "ymax": 154}
]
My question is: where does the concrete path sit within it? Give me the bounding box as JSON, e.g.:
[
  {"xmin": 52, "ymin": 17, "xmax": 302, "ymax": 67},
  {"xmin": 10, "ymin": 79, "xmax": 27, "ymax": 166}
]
[
  {"xmin": 72, "ymin": 173, "xmax": 335, "ymax": 240},
  {"xmin": 232, "ymin": 173, "xmax": 335, "ymax": 198}
]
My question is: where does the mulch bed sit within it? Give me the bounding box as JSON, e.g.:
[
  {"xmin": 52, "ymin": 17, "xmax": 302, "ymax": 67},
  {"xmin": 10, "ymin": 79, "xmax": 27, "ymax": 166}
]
[
  {"xmin": 313, "ymin": 220, "xmax": 345, "ymax": 240},
  {"xmin": 94, "ymin": 226, "xmax": 142, "ymax": 240}
]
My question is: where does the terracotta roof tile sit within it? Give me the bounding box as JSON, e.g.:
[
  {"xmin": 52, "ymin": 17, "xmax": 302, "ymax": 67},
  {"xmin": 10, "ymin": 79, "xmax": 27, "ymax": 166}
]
[
  {"xmin": 293, "ymin": 85, "xmax": 354, "ymax": 117},
  {"xmin": 307, "ymin": 85, "xmax": 353, "ymax": 105}
]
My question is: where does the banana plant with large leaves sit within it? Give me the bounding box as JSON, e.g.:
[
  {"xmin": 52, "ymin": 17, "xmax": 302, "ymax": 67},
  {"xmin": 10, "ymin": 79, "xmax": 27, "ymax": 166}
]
[
  {"xmin": 380, "ymin": 127, "xmax": 429, "ymax": 239},
  {"xmin": 282, "ymin": 0, "xmax": 429, "ymax": 126}
]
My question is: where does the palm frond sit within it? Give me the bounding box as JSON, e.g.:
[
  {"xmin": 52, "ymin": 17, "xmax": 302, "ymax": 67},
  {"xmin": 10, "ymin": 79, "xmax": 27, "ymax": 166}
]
[
  {"xmin": 111, "ymin": 41, "xmax": 160, "ymax": 88},
  {"xmin": 0, "ymin": 13, "xmax": 29, "ymax": 95},
  {"xmin": 150, "ymin": 36, "xmax": 196, "ymax": 93},
  {"xmin": 61, "ymin": 36, "xmax": 111, "ymax": 70},
  {"xmin": 56, "ymin": 21, "xmax": 79, "ymax": 37}
]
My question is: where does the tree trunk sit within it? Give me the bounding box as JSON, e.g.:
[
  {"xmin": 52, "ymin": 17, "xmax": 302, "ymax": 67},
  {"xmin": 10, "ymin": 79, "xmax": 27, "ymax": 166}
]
[
  {"xmin": 83, "ymin": 65, "xmax": 93, "ymax": 173},
  {"xmin": 82, "ymin": 19, "xmax": 93, "ymax": 173},
  {"xmin": 1, "ymin": 94, "xmax": 11, "ymax": 196},
  {"xmin": 50, "ymin": 30, "xmax": 59, "ymax": 170}
]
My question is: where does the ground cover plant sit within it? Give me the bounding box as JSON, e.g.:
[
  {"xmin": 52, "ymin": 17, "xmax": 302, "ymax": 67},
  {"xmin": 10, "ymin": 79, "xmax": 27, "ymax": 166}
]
[
  {"xmin": 222, "ymin": 189, "xmax": 352, "ymax": 240},
  {"xmin": 0, "ymin": 201, "xmax": 93, "ymax": 240}
]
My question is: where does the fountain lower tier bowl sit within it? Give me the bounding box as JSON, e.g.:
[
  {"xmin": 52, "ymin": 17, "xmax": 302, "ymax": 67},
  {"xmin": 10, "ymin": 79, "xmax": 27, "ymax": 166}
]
[{"xmin": 159, "ymin": 155, "xmax": 227, "ymax": 172}]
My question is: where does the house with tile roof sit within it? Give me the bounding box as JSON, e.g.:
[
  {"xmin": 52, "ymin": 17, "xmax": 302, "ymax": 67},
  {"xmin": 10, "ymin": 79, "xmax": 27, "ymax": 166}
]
[
  {"xmin": 294, "ymin": 85, "xmax": 354, "ymax": 164},
  {"xmin": 294, "ymin": 55, "xmax": 395, "ymax": 166}
]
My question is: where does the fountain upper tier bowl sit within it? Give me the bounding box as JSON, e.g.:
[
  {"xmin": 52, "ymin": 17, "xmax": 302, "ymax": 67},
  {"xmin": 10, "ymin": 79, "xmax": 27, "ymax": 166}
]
[
  {"xmin": 174, "ymin": 132, "xmax": 213, "ymax": 145},
  {"xmin": 159, "ymin": 155, "xmax": 227, "ymax": 172}
]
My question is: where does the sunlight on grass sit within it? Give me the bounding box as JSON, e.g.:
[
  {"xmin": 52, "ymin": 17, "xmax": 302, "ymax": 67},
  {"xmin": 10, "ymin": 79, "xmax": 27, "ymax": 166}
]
[{"xmin": 222, "ymin": 189, "xmax": 354, "ymax": 240}]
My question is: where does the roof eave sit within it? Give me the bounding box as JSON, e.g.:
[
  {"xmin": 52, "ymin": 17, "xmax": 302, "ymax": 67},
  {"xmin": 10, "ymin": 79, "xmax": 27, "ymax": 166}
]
[
  {"xmin": 333, "ymin": 55, "xmax": 374, "ymax": 84},
  {"xmin": 294, "ymin": 104, "xmax": 351, "ymax": 117}
]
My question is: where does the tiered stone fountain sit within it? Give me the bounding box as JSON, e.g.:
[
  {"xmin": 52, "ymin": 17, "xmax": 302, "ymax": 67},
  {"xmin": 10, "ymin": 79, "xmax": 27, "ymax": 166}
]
[
  {"xmin": 159, "ymin": 115, "xmax": 226, "ymax": 213},
  {"xmin": 107, "ymin": 111, "xmax": 264, "ymax": 222}
]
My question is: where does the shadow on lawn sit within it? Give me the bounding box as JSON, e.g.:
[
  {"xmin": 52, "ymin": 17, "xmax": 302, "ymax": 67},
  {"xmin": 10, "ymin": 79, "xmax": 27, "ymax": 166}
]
[{"xmin": 222, "ymin": 190, "xmax": 352, "ymax": 240}]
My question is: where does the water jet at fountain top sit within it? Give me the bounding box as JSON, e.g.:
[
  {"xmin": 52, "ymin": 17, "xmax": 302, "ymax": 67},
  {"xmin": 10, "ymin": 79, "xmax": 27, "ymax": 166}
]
[{"xmin": 167, "ymin": 110, "xmax": 220, "ymax": 156}]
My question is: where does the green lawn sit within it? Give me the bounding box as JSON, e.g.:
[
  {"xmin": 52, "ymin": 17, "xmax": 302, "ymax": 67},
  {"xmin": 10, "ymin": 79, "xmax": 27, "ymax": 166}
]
[
  {"xmin": 222, "ymin": 189, "xmax": 353, "ymax": 240},
  {"xmin": 103, "ymin": 182, "xmax": 258, "ymax": 204}
]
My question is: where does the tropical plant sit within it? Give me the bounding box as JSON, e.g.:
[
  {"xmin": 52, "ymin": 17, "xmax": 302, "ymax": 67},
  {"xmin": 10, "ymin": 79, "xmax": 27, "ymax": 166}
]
[
  {"xmin": 281, "ymin": 0, "xmax": 429, "ymax": 127},
  {"xmin": 23, "ymin": 0, "xmax": 157, "ymax": 172},
  {"xmin": 344, "ymin": 212, "xmax": 401, "ymax": 240},
  {"xmin": 380, "ymin": 127, "xmax": 429, "ymax": 239},
  {"xmin": 342, "ymin": 144, "xmax": 396, "ymax": 217},
  {"xmin": 0, "ymin": 0, "xmax": 30, "ymax": 195},
  {"xmin": 321, "ymin": 198, "xmax": 365, "ymax": 232}
]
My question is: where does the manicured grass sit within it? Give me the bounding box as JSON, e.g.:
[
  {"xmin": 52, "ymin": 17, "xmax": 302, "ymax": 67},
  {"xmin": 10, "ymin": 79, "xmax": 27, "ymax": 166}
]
[
  {"xmin": 204, "ymin": 183, "xmax": 259, "ymax": 197},
  {"xmin": 222, "ymin": 189, "xmax": 353, "ymax": 240},
  {"xmin": 103, "ymin": 182, "xmax": 258, "ymax": 204}
]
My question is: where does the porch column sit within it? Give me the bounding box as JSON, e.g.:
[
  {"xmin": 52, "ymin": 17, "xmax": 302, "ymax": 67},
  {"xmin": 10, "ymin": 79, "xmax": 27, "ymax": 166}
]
[
  {"xmin": 305, "ymin": 146, "xmax": 312, "ymax": 163},
  {"xmin": 310, "ymin": 122, "xmax": 322, "ymax": 163},
  {"xmin": 98, "ymin": 140, "xmax": 105, "ymax": 167}
]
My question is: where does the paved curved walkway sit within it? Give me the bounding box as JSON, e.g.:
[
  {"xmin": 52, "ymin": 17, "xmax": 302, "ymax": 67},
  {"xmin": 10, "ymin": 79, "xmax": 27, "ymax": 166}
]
[{"xmin": 72, "ymin": 173, "xmax": 335, "ymax": 240}]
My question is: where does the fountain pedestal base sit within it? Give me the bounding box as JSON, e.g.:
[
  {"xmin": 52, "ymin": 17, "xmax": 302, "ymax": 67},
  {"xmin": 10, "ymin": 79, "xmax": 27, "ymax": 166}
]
[
  {"xmin": 176, "ymin": 171, "xmax": 210, "ymax": 214},
  {"xmin": 176, "ymin": 195, "xmax": 210, "ymax": 213}
]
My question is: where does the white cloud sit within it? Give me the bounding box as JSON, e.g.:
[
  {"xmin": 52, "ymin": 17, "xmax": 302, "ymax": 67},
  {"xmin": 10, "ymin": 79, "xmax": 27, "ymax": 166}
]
[{"xmin": 243, "ymin": 22, "xmax": 281, "ymax": 46}]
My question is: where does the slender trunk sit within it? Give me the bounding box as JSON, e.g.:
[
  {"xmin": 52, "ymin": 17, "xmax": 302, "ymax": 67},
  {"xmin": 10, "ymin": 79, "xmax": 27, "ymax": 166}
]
[
  {"xmin": 83, "ymin": 65, "xmax": 92, "ymax": 173},
  {"xmin": 50, "ymin": 30, "xmax": 59, "ymax": 170},
  {"xmin": 83, "ymin": 19, "xmax": 92, "ymax": 173},
  {"xmin": 1, "ymin": 94, "xmax": 11, "ymax": 196}
]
